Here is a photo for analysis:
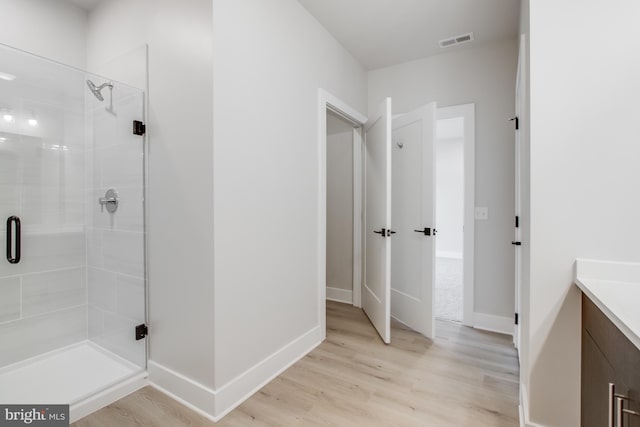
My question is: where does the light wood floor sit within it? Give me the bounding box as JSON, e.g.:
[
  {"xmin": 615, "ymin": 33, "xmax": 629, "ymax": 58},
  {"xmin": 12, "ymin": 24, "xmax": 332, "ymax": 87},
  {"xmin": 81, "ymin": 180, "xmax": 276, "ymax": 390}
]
[{"xmin": 74, "ymin": 301, "xmax": 519, "ymax": 426}]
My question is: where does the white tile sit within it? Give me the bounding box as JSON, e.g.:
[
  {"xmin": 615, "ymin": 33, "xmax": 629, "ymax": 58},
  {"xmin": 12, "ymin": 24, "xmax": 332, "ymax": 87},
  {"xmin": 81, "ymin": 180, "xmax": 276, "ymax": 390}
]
[
  {"xmin": 0, "ymin": 140, "xmax": 21, "ymax": 185},
  {"xmin": 93, "ymin": 145, "xmax": 143, "ymax": 189},
  {"xmin": 102, "ymin": 230, "xmax": 144, "ymax": 278},
  {"xmin": 86, "ymin": 228, "xmax": 104, "ymax": 269},
  {"xmin": 0, "ymin": 185, "xmax": 20, "ymax": 232},
  {"xmin": 88, "ymin": 188, "xmax": 116, "ymax": 230},
  {"xmin": 87, "ymin": 306, "xmax": 104, "ymax": 339},
  {"xmin": 94, "ymin": 310, "xmax": 146, "ymax": 368},
  {"xmin": 0, "ymin": 277, "xmax": 20, "ymax": 323},
  {"xmin": 22, "ymin": 268, "xmax": 86, "ymax": 318},
  {"xmin": 22, "ymin": 185, "xmax": 84, "ymax": 230},
  {"xmin": 87, "ymin": 186, "xmax": 144, "ymax": 233},
  {"xmin": 0, "ymin": 231, "xmax": 85, "ymax": 277},
  {"xmin": 116, "ymin": 275, "xmax": 145, "ymax": 321},
  {"xmin": 19, "ymin": 136, "xmax": 70, "ymax": 186},
  {"xmin": 114, "ymin": 186, "xmax": 144, "ymax": 232},
  {"xmin": 61, "ymin": 108, "xmax": 85, "ymax": 150},
  {"xmin": 0, "ymin": 306, "xmax": 86, "ymax": 368},
  {"xmin": 88, "ymin": 267, "xmax": 117, "ymax": 312}
]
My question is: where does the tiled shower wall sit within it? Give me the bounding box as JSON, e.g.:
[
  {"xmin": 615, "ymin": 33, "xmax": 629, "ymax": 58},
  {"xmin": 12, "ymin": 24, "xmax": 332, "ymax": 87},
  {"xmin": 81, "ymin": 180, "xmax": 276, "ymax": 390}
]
[
  {"xmin": 85, "ymin": 87, "xmax": 145, "ymax": 368},
  {"xmin": 0, "ymin": 73, "xmax": 88, "ymax": 368}
]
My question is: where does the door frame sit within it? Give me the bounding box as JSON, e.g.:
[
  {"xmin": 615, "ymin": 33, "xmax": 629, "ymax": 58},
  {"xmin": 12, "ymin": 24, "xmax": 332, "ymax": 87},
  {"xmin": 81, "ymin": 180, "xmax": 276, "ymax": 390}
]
[
  {"xmin": 514, "ymin": 34, "xmax": 527, "ymax": 349},
  {"xmin": 436, "ymin": 104, "xmax": 475, "ymax": 326},
  {"xmin": 318, "ymin": 89, "xmax": 367, "ymax": 340}
]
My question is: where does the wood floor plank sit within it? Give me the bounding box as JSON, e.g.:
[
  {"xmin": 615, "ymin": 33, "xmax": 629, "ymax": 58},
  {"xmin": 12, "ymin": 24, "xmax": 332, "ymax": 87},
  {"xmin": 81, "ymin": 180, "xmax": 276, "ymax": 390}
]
[{"xmin": 74, "ymin": 301, "xmax": 519, "ymax": 426}]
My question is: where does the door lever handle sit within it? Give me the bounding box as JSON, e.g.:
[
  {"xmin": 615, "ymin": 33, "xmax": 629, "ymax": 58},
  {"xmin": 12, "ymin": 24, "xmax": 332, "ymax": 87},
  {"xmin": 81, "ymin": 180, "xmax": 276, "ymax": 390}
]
[
  {"xmin": 373, "ymin": 228, "xmax": 396, "ymax": 237},
  {"xmin": 414, "ymin": 228, "xmax": 431, "ymax": 236},
  {"xmin": 512, "ymin": 241, "xmax": 522, "ymax": 246}
]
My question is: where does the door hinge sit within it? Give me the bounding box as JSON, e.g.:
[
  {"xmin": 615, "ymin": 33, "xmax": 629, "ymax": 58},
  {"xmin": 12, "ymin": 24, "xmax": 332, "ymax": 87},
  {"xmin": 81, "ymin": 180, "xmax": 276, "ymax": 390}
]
[
  {"xmin": 133, "ymin": 120, "xmax": 146, "ymax": 136},
  {"xmin": 515, "ymin": 313, "xmax": 519, "ymax": 325},
  {"xmin": 515, "ymin": 216, "xmax": 520, "ymax": 228},
  {"xmin": 509, "ymin": 116, "xmax": 519, "ymax": 130},
  {"xmin": 135, "ymin": 323, "xmax": 148, "ymax": 340}
]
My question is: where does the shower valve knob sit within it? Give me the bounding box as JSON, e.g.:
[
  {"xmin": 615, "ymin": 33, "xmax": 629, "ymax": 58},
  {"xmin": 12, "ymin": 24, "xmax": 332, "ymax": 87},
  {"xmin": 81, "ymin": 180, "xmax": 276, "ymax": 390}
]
[{"xmin": 98, "ymin": 189, "xmax": 119, "ymax": 214}]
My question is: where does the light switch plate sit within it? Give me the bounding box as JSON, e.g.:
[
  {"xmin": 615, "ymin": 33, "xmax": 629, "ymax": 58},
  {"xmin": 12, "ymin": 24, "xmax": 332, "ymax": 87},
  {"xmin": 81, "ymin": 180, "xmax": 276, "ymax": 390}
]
[{"xmin": 475, "ymin": 207, "xmax": 489, "ymax": 220}]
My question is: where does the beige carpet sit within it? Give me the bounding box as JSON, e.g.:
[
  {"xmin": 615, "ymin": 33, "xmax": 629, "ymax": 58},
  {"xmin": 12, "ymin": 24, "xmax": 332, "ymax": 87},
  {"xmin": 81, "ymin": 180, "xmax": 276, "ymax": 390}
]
[{"xmin": 435, "ymin": 256, "xmax": 463, "ymax": 322}]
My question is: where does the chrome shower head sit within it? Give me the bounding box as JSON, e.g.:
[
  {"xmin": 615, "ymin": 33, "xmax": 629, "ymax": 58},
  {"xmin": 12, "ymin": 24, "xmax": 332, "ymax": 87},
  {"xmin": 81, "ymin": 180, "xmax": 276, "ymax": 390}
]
[{"xmin": 86, "ymin": 79, "xmax": 113, "ymax": 102}]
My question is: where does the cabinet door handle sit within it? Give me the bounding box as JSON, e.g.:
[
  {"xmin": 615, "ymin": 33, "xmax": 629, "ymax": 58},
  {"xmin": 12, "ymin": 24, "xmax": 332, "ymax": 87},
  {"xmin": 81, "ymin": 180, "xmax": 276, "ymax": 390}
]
[
  {"xmin": 617, "ymin": 397, "xmax": 624, "ymax": 427},
  {"xmin": 610, "ymin": 383, "xmax": 616, "ymax": 427},
  {"xmin": 616, "ymin": 395, "xmax": 640, "ymax": 427}
]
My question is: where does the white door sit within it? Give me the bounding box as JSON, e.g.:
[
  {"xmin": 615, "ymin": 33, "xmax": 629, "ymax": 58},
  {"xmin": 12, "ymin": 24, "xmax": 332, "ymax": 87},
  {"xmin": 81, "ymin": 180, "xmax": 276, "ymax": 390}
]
[
  {"xmin": 390, "ymin": 102, "xmax": 437, "ymax": 339},
  {"xmin": 363, "ymin": 97, "xmax": 392, "ymax": 344}
]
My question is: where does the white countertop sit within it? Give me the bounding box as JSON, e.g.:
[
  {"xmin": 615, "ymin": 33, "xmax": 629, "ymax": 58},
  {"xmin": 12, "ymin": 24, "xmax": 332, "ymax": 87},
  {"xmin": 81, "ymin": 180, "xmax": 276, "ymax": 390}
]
[{"xmin": 575, "ymin": 259, "xmax": 640, "ymax": 350}]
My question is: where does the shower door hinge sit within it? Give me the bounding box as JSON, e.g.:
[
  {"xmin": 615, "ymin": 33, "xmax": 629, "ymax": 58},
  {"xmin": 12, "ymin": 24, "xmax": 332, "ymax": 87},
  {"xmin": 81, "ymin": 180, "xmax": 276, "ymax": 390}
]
[
  {"xmin": 133, "ymin": 120, "xmax": 146, "ymax": 136},
  {"xmin": 515, "ymin": 313, "xmax": 519, "ymax": 325},
  {"xmin": 135, "ymin": 323, "xmax": 148, "ymax": 340}
]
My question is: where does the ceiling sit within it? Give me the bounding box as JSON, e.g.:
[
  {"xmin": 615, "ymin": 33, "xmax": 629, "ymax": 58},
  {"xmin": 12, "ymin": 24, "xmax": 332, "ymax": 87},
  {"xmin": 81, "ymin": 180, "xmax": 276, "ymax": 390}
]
[
  {"xmin": 68, "ymin": 0, "xmax": 103, "ymax": 11},
  {"xmin": 297, "ymin": 0, "xmax": 520, "ymax": 70}
]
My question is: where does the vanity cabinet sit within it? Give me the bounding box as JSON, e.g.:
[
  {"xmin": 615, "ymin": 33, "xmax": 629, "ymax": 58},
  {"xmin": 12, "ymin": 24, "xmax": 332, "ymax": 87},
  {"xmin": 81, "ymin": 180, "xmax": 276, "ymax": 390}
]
[{"xmin": 582, "ymin": 294, "xmax": 640, "ymax": 427}]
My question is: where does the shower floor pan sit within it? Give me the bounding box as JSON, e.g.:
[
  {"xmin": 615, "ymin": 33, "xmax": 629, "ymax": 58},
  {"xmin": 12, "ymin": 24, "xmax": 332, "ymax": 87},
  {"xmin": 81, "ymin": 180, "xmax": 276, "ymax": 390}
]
[{"xmin": 0, "ymin": 341, "xmax": 147, "ymax": 422}]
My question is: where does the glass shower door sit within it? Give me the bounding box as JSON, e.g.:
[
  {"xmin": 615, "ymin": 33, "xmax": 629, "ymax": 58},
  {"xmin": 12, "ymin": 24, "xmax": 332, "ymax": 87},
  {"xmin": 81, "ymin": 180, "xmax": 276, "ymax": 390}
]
[
  {"xmin": 0, "ymin": 45, "xmax": 88, "ymax": 368},
  {"xmin": 85, "ymin": 73, "xmax": 147, "ymax": 371}
]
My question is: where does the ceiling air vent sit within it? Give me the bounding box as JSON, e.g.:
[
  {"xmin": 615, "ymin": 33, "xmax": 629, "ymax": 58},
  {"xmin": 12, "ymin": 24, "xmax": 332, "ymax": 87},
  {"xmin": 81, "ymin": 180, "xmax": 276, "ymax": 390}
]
[{"xmin": 439, "ymin": 32, "xmax": 475, "ymax": 49}]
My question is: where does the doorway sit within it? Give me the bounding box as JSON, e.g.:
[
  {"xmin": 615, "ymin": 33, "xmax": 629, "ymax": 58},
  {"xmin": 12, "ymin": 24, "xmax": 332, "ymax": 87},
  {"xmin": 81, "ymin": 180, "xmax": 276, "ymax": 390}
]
[
  {"xmin": 434, "ymin": 104, "xmax": 475, "ymax": 326},
  {"xmin": 435, "ymin": 116, "xmax": 464, "ymax": 322},
  {"xmin": 326, "ymin": 111, "xmax": 356, "ymax": 305},
  {"xmin": 317, "ymin": 89, "xmax": 367, "ymax": 339}
]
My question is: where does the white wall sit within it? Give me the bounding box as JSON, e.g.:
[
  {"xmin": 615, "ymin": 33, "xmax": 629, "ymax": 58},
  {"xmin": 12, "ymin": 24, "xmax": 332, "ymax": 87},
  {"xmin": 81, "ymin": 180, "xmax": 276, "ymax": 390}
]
[
  {"xmin": 368, "ymin": 39, "xmax": 518, "ymax": 320},
  {"xmin": 0, "ymin": 0, "xmax": 87, "ymax": 69},
  {"xmin": 86, "ymin": 0, "xmax": 216, "ymax": 393},
  {"xmin": 526, "ymin": 1, "xmax": 640, "ymax": 426},
  {"xmin": 436, "ymin": 136, "xmax": 464, "ymax": 258},
  {"xmin": 213, "ymin": 0, "xmax": 366, "ymax": 416},
  {"xmin": 326, "ymin": 113, "xmax": 354, "ymax": 297}
]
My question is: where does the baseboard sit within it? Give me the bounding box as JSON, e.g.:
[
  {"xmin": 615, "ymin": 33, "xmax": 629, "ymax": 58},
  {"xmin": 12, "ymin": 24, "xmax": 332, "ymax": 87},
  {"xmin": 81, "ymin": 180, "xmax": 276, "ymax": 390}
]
[
  {"xmin": 149, "ymin": 326, "xmax": 322, "ymax": 422},
  {"xmin": 214, "ymin": 326, "xmax": 322, "ymax": 419},
  {"xmin": 148, "ymin": 361, "xmax": 217, "ymax": 422},
  {"xmin": 71, "ymin": 372, "xmax": 148, "ymax": 423},
  {"xmin": 520, "ymin": 383, "xmax": 546, "ymax": 427},
  {"xmin": 436, "ymin": 250, "xmax": 463, "ymax": 259},
  {"xmin": 326, "ymin": 286, "xmax": 353, "ymax": 304},
  {"xmin": 473, "ymin": 312, "xmax": 514, "ymax": 336}
]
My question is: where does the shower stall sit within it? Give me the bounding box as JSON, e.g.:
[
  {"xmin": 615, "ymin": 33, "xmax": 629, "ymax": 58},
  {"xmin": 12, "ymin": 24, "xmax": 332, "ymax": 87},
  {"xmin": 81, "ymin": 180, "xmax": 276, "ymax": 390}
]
[{"xmin": 0, "ymin": 43, "xmax": 147, "ymax": 420}]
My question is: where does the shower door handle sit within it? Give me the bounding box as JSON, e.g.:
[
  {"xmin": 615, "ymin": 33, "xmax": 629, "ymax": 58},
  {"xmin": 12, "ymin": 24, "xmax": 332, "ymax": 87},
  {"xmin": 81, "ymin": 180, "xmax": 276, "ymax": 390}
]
[{"xmin": 6, "ymin": 216, "xmax": 21, "ymax": 264}]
